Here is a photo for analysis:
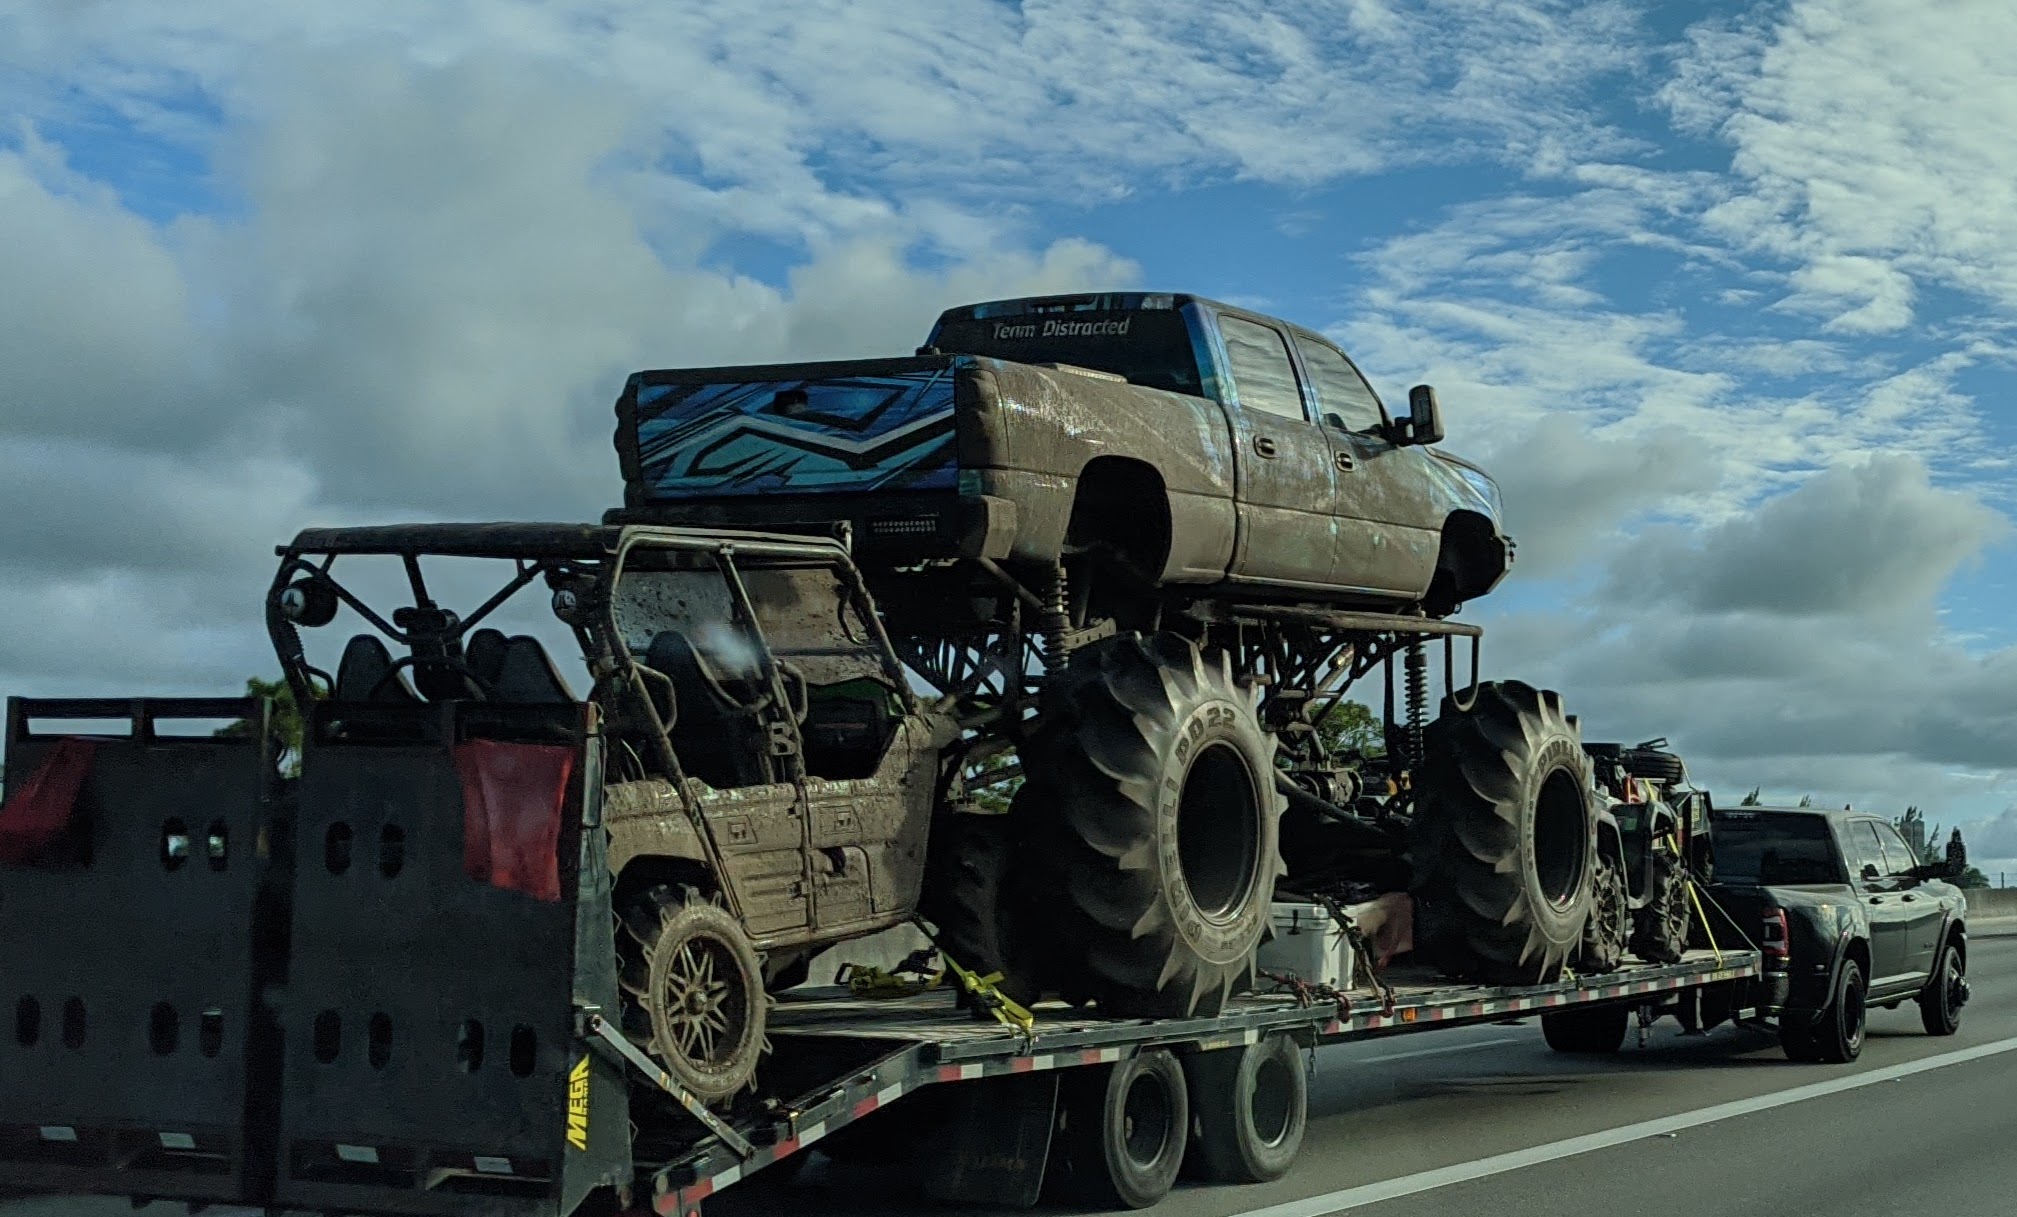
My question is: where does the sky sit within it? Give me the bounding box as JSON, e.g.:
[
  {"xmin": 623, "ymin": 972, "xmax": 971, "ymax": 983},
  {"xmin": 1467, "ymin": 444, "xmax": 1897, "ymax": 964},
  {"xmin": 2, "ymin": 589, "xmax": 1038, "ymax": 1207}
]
[{"xmin": 4, "ymin": 0, "xmax": 2017, "ymax": 876}]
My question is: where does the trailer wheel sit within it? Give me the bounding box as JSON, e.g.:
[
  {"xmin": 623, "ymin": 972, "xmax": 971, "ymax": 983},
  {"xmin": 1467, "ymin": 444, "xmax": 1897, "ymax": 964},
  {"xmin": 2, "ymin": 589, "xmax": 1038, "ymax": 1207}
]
[
  {"xmin": 1410, "ymin": 681, "xmax": 1597, "ymax": 985},
  {"xmin": 620, "ymin": 884, "xmax": 767, "ymax": 1105},
  {"xmin": 919, "ymin": 810, "xmax": 1046, "ymax": 1009},
  {"xmin": 1541, "ymin": 1003, "xmax": 1629, "ymax": 1053},
  {"xmin": 1629, "ymin": 851, "xmax": 1690, "ymax": 965},
  {"xmin": 1579, "ymin": 852, "xmax": 1628, "ymax": 974},
  {"xmin": 1049, "ymin": 1050, "xmax": 1190, "ymax": 1209},
  {"xmin": 1183, "ymin": 1034, "xmax": 1307, "ymax": 1183},
  {"xmin": 1025, "ymin": 633, "xmax": 1286, "ymax": 1018}
]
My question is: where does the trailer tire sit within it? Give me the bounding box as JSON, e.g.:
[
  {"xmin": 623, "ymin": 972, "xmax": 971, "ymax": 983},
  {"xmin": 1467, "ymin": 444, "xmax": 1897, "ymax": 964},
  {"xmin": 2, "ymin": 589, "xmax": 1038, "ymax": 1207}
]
[
  {"xmin": 919, "ymin": 810, "xmax": 1047, "ymax": 1009},
  {"xmin": 1541, "ymin": 1004, "xmax": 1628, "ymax": 1053},
  {"xmin": 1410, "ymin": 681, "xmax": 1597, "ymax": 985},
  {"xmin": 1579, "ymin": 851, "xmax": 1628, "ymax": 974},
  {"xmin": 1183, "ymin": 1034, "xmax": 1307, "ymax": 1183},
  {"xmin": 1026, "ymin": 633, "xmax": 1286, "ymax": 1018},
  {"xmin": 620, "ymin": 884, "xmax": 767, "ymax": 1105},
  {"xmin": 1630, "ymin": 851, "xmax": 1691, "ymax": 965},
  {"xmin": 1049, "ymin": 1049, "xmax": 1190, "ymax": 1209}
]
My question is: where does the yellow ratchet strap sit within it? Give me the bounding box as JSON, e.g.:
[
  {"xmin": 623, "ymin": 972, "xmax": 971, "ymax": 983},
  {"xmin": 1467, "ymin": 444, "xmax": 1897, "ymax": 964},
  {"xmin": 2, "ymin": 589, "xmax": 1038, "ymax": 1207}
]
[{"xmin": 937, "ymin": 951, "xmax": 1036, "ymax": 1036}]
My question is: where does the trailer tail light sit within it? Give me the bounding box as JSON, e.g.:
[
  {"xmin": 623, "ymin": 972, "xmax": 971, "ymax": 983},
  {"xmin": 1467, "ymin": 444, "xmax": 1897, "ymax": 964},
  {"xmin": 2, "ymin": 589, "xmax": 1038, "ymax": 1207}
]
[{"xmin": 1762, "ymin": 907, "xmax": 1790, "ymax": 969}]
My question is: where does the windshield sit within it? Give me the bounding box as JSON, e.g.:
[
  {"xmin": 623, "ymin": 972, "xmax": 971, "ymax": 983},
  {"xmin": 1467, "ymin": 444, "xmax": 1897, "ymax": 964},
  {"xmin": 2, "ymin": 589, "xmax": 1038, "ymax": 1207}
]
[
  {"xmin": 931, "ymin": 308, "xmax": 1205, "ymax": 397},
  {"xmin": 1711, "ymin": 811, "xmax": 1841, "ymax": 885}
]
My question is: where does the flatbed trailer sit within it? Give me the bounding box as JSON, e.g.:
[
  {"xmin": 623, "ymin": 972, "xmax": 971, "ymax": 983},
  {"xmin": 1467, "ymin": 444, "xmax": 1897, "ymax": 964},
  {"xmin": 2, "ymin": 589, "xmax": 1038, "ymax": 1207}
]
[
  {"xmin": 0, "ymin": 695, "xmax": 1761, "ymax": 1217},
  {"xmin": 650, "ymin": 949, "xmax": 1761, "ymax": 1214}
]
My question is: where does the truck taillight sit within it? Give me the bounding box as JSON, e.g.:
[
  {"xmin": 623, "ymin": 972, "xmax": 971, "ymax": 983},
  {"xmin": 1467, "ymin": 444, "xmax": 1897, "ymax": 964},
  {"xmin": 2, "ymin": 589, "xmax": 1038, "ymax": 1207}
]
[{"xmin": 1762, "ymin": 907, "xmax": 1790, "ymax": 968}]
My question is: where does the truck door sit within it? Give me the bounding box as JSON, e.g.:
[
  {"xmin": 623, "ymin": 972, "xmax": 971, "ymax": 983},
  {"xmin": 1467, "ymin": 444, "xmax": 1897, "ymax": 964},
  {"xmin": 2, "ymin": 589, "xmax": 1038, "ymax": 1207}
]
[
  {"xmin": 1844, "ymin": 818, "xmax": 1916, "ymax": 994},
  {"xmin": 1214, "ymin": 313, "xmax": 1340, "ymax": 589},
  {"xmin": 1870, "ymin": 818, "xmax": 1943, "ymax": 984},
  {"xmin": 1290, "ymin": 331, "xmax": 1440, "ymax": 596}
]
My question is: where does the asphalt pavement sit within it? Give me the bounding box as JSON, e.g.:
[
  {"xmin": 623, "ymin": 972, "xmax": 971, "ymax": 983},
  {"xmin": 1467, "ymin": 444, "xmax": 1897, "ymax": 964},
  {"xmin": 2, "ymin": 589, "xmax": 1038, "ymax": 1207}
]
[{"xmin": 9, "ymin": 935, "xmax": 2016, "ymax": 1217}]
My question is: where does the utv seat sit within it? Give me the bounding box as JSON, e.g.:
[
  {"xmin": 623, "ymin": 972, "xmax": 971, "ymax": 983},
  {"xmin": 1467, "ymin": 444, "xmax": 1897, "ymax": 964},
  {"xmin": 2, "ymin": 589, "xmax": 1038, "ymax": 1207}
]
[
  {"xmin": 464, "ymin": 628, "xmax": 577, "ymax": 704},
  {"xmin": 334, "ymin": 635, "xmax": 420, "ymax": 703},
  {"xmin": 645, "ymin": 629, "xmax": 772, "ymax": 789}
]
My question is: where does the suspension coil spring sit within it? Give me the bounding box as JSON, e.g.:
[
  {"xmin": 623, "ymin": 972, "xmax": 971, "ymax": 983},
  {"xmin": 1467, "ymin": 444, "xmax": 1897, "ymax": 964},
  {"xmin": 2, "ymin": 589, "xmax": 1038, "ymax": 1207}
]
[
  {"xmin": 1403, "ymin": 640, "xmax": 1428, "ymax": 770},
  {"xmin": 1039, "ymin": 563, "xmax": 1072, "ymax": 667}
]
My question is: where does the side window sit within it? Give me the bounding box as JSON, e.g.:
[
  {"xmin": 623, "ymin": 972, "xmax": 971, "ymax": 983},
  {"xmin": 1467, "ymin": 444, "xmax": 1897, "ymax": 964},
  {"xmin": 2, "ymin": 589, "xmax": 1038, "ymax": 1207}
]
[
  {"xmin": 1845, "ymin": 822, "xmax": 1888, "ymax": 881},
  {"xmin": 1294, "ymin": 336, "xmax": 1384, "ymax": 432},
  {"xmin": 1217, "ymin": 315, "xmax": 1307, "ymax": 421},
  {"xmin": 1870, "ymin": 821, "xmax": 1919, "ymax": 877}
]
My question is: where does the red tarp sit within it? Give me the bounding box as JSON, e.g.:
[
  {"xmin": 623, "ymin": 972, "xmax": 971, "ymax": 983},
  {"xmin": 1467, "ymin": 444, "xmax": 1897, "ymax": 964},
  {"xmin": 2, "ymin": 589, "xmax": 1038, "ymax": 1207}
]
[
  {"xmin": 0, "ymin": 737, "xmax": 97, "ymax": 864},
  {"xmin": 454, "ymin": 739, "xmax": 575, "ymax": 902}
]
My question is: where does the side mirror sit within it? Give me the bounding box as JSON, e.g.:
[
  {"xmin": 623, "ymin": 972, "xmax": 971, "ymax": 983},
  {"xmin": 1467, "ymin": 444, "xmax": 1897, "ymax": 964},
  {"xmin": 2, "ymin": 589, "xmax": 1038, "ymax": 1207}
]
[{"xmin": 1402, "ymin": 384, "xmax": 1445, "ymax": 446}]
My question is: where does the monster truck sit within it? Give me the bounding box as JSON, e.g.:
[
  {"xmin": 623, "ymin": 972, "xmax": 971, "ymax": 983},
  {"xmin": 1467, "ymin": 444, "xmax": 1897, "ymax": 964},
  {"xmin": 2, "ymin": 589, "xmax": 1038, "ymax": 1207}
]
[{"xmin": 606, "ymin": 291, "xmax": 1596, "ymax": 1003}]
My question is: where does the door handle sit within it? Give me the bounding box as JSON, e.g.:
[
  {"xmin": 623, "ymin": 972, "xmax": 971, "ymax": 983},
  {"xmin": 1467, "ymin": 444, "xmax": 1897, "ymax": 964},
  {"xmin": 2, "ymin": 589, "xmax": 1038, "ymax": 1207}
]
[
  {"xmin": 1902, "ymin": 893, "xmax": 1917, "ymax": 902},
  {"xmin": 1335, "ymin": 449, "xmax": 1356, "ymax": 472},
  {"xmin": 1254, "ymin": 436, "xmax": 1278, "ymax": 459},
  {"xmin": 1868, "ymin": 896, "xmax": 1885, "ymax": 905}
]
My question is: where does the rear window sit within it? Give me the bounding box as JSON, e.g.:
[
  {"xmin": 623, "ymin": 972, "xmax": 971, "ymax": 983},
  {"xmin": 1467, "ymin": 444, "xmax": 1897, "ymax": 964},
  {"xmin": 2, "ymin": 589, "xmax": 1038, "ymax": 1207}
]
[
  {"xmin": 1711, "ymin": 812, "xmax": 1840, "ymax": 885},
  {"xmin": 931, "ymin": 309, "xmax": 1204, "ymax": 397}
]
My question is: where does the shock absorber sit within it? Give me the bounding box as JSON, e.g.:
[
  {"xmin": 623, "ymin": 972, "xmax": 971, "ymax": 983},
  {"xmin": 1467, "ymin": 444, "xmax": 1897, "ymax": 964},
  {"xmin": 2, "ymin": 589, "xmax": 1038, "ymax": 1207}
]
[
  {"xmin": 1403, "ymin": 640, "xmax": 1428, "ymax": 771},
  {"xmin": 1039, "ymin": 562, "xmax": 1072, "ymax": 667}
]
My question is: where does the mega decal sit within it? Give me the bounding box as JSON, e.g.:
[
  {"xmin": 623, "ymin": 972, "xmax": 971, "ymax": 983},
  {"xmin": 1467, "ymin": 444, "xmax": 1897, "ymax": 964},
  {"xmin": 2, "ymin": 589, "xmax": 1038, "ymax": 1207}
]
[{"xmin": 631, "ymin": 366, "xmax": 958, "ymax": 498}]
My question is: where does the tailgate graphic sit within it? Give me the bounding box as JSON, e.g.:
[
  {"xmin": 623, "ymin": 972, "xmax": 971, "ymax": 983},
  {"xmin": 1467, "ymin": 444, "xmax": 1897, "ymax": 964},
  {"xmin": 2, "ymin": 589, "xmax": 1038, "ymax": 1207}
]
[{"xmin": 629, "ymin": 364, "xmax": 959, "ymax": 498}]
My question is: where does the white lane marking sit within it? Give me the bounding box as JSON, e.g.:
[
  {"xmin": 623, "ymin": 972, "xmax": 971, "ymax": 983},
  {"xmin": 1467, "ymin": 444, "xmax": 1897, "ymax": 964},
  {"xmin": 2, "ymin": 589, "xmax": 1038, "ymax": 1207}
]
[
  {"xmin": 1354, "ymin": 1036, "xmax": 1526, "ymax": 1064},
  {"xmin": 1238, "ymin": 1033, "xmax": 2017, "ymax": 1217}
]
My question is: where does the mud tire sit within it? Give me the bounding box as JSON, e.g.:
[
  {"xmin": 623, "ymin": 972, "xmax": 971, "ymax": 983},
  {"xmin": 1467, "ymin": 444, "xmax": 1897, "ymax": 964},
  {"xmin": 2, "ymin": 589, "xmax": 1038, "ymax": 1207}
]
[
  {"xmin": 1579, "ymin": 849, "xmax": 1629, "ymax": 974},
  {"xmin": 618, "ymin": 884, "xmax": 767, "ymax": 1105},
  {"xmin": 1410, "ymin": 681, "xmax": 1598, "ymax": 985},
  {"xmin": 1024, "ymin": 633, "xmax": 1286, "ymax": 1018},
  {"xmin": 919, "ymin": 810, "xmax": 1048, "ymax": 1009},
  {"xmin": 1629, "ymin": 850, "xmax": 1691, "ymax": 965}
]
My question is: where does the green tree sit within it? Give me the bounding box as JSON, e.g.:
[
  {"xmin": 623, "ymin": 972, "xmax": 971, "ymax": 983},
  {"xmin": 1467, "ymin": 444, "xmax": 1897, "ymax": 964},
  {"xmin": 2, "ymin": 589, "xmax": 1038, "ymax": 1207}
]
[
  {"xmin": 214, "ymin": 675, "xmax": 315, "ymax": 777},
  {"xmin": 1740, "ymin": 787, "xmax": 1762, "ymax": 806},
  {"xmin": 1892, "ymin": 809, "xmax": 1989, "ymax": 888},
  {"xmin": 1314, "ymin": 700, "xmax": 1385, "ymax": 759}
]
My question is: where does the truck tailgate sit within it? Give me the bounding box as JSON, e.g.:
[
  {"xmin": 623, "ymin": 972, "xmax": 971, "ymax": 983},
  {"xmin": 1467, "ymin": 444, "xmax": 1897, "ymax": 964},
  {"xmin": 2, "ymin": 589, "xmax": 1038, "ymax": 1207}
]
[{"xmin": 616, "ymin": 356, "xmax": 963, "ymax": 501}]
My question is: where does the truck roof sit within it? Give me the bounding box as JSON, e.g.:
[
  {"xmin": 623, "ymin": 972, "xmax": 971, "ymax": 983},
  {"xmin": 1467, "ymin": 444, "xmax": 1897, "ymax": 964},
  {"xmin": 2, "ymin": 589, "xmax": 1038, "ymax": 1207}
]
[{"xmin": 935, "ymin": 290, "xmax": 1237, "ymax": 324}]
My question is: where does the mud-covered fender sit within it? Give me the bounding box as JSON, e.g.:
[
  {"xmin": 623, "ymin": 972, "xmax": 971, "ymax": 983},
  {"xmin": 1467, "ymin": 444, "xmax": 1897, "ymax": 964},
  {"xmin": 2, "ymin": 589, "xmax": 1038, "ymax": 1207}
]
[{"xmin": 1594, "ymin": 807, "xmax": 1625, "ymax": 870}]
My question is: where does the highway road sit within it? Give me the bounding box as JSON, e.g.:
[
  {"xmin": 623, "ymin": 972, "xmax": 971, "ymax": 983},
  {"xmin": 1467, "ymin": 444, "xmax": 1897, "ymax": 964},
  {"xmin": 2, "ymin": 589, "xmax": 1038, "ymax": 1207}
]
[
  {"xmin": 8, "ymin": 933, "xmax": 2015, "ymax": 1217},
  {"xmin": 718, "ymin": 931, "xmax": 2017, "ymax": 1217}
]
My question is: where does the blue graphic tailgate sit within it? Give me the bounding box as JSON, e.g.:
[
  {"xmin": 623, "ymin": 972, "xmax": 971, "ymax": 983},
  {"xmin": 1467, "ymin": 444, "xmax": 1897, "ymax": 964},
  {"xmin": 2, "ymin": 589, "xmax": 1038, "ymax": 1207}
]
[{"xmin": 628, "ymin": 361, "xmax": 959, "ymax": 499}]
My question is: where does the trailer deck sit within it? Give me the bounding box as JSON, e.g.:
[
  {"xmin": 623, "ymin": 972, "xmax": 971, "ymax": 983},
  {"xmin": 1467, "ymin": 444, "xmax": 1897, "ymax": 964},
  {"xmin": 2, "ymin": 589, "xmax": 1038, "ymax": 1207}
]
[{"xmin": 650, "ymin": 949, "xmax": 1760, "ymax": 1215}]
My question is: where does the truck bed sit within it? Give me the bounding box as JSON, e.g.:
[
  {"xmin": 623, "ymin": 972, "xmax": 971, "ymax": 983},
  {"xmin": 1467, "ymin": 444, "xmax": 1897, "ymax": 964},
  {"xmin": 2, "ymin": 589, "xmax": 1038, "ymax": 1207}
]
[{"xmin": 650, "ymin": 950, "xmax": 1759, "ymax": 1214}]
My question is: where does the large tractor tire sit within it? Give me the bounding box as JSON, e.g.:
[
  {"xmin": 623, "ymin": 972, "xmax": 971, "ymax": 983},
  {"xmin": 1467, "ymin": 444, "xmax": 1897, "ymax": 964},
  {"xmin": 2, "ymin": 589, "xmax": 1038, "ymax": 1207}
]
[
  {"xmin": 919, "ymin": 809, "xmax": 1048, "ymax": 1008},
  {"xmin": 1410, "ymin": 682, "xmax": 1599, "ymax": 986},
  {"xmin": 1023, "ymin": 633, "xmax": 1286, "ymax": 1018}
]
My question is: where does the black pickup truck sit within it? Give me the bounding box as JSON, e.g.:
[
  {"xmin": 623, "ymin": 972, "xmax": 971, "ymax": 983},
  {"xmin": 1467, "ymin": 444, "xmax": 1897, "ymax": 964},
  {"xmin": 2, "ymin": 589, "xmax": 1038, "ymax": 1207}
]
[{"xmin": 1708, "ymin": 804, "xmax": 1970, "ymax": 1062}]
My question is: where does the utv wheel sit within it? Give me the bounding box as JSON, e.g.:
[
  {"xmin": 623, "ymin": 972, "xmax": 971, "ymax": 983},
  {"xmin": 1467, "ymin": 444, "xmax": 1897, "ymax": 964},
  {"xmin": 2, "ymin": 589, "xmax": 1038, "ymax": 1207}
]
[
  {"xmin": 1183, "ymin": 1034, "xmax": 1307, "ymax": 1183},
  {"xmin": 1918, "ymin": 941, "xmax": 1965, "ymax": 1036},
  {"xmin": 1048, "ymin": 1050, "xmax": 1190, "ymax": 1209},
  {"xmin": 1578, "ymin": 850, "xmax": 1628, "ymax": 974},
  {"xmin": 1806, "ymin": 957, "xmax": 1867, "ymax": 1064},
  {"xmin": 619, "ymin": 884, "xmax": 767, "ymax": 1104},
  {"xmin": 1541, "ymin": 1003, "xmax": 1629, "ymax": 1054},
  {"xmin": 1629, "ymin": 850, "xmax": 1691, "ymax": 965},
  {"xmin": 1410, "ymin": 682, "xmax": 1598, "ymax": 985},
  {"xmin": 1024, "ymin": 633, "xmax": 1286, "ymax": 1018},
  {"xmin": 919, "ymin": 810, "xmax": 1047, "ymax": 1009}
]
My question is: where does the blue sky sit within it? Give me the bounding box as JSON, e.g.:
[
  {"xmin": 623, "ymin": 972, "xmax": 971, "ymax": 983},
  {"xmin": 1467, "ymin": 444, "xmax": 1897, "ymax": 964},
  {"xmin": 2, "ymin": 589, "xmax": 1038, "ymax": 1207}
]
[{"xmin": 3, "ymin": 0, "xmax": 2017, "ymax": 867}]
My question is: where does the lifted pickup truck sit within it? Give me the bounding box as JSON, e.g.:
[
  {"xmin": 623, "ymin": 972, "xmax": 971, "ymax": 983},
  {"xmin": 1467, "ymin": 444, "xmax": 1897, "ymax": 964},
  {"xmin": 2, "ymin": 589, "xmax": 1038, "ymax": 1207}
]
[{"xmin": 1707, "ymin": 804, "xmax": 1971, "ymax": 1062}]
